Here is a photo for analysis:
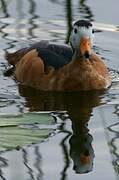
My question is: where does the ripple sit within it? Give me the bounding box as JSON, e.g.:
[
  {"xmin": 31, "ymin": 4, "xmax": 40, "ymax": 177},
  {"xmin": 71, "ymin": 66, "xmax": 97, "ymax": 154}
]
[
  {"xmin": 94, "ymin": 22, "xmax": 119, "ymax": 33},
  {"xmin": 110, "ymin": 69, "xmax": 119, "ymax": 83}
]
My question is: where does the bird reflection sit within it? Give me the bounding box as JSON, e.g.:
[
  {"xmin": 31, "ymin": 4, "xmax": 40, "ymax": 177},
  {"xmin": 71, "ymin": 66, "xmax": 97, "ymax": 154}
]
[
  {"xmin": 69, "ymin": 119, "xmax": 94, "ymax": 174},
  {"xmin": 18, "ymin": 85, "xmax": 105, "ymax": 175}
]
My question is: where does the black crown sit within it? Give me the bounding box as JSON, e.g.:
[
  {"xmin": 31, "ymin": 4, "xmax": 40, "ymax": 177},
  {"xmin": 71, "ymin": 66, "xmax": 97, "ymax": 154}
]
[{"xmin": 74, "ymin": 20, "xmax": 92, "ymax": 28}]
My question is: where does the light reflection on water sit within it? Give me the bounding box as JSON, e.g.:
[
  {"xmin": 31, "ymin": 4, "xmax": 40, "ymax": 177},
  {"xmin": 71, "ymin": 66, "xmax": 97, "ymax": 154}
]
[{"xmin": 0, "ymin": 0, "xmax": 119, "ymax": 180}]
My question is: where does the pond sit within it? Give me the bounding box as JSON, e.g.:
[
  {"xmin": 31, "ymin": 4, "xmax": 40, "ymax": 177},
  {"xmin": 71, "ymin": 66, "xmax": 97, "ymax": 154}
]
[{"xmin": 0, "ymin": 0, "xmax": 119, "ymax": 180}]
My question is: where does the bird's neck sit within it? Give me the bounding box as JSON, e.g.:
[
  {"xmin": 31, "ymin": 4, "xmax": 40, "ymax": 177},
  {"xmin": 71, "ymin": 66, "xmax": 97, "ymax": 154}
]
[{"xmin": 72, "ymin": 50, "xmax": 84, "ymax": 62}]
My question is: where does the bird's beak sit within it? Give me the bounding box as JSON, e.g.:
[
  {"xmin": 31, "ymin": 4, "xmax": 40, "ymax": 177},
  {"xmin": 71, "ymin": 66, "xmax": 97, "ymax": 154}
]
[
  {"xmin": 80, "ymin": 37, "xmax": 92, "ymax": 59},
  {"xmin": 80, "ymin": 154, "xmax": 91, "ymax": 165}
]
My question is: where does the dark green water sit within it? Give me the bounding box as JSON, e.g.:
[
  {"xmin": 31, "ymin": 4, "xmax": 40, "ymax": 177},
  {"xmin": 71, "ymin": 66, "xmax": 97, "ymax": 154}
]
[{"xmin": 0, "ymin": 0, "xmax": 119, "ymax": 180}]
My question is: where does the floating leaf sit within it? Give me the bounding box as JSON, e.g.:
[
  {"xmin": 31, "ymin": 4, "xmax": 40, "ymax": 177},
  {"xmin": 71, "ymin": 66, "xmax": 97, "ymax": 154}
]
[{"xmin": 0, "ymin": 113, "xmax": 55, "ymax": 150}]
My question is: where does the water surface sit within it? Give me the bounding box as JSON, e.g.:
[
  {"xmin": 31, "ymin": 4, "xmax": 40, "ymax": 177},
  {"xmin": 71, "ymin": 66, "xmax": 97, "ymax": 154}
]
[{"xmin": 0, "ymin": 0, "xmax": 119, "ymax": 180}]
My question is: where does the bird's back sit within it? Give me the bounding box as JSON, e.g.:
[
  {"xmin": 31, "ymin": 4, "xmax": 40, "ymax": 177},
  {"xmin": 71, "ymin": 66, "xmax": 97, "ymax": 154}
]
[{"xmin": 6, "ymin": 40, "xmax": 73, "ymax": 69}]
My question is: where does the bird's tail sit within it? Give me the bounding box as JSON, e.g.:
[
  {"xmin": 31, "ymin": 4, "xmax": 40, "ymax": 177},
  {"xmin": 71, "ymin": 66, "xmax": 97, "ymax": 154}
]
[{"xmin": 5, "ymin": 48, "xmax": 29, "ymax": 66}]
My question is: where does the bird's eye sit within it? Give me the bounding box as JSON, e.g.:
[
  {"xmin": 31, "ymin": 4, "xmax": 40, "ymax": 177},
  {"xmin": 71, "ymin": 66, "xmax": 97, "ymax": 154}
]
[
  {"xmin": 92, "ymin": 29, "xmax": 94, "ymax": 34},
  {"xmin": 74, "ymin": 28, "xmax": 78, "ymax": 34}
]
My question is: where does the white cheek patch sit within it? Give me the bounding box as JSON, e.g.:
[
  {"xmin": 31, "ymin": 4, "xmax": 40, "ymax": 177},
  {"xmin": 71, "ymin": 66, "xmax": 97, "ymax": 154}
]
[{"xmin": 70, "ymin": 26, "xmax": 94, "ymax": 50}]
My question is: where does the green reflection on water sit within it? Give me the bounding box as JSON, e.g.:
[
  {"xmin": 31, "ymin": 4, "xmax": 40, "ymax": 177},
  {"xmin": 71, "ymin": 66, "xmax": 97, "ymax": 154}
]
[{"xmin": 0, "ymin": 113, "xmax": 54, "ymax": 150}]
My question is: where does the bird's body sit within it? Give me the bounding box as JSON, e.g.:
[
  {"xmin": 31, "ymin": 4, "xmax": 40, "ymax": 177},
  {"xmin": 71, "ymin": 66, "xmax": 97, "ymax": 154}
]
[{"xmin": 5, "ymin": 20, "xmax": 111, "ymax": 91}]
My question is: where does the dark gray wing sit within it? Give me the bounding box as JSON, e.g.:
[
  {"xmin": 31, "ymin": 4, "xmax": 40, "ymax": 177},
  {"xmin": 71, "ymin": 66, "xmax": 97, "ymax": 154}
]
[{"xmin": 29, "ymin": 40, "xmax": 73, "ymax": 69}]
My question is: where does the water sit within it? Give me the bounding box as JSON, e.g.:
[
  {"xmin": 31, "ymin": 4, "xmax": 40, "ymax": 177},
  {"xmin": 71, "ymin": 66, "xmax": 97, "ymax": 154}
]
[{"xmin": 0, "ymin": 0, "xmax": 119, "ymax": 179}]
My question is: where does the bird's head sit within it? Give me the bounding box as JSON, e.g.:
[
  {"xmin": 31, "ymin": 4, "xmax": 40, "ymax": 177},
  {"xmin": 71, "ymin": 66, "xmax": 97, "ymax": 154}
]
[{"xmin": 70, "ymin": 20, "xmax": 94, "ymax": 60}]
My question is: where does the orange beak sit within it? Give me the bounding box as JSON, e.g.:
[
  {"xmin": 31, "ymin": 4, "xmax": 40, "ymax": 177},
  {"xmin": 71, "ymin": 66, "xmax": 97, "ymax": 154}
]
[
  {"xmin": 80, "ymin": 154, "xmax": 91, "ymax": 165},
  {"xmin": 80, "ymin": 37, "xmax": 91, "ymax": 59}
]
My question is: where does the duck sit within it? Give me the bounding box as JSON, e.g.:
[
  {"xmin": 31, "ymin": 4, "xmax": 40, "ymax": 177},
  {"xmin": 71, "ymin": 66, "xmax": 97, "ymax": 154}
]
[{"xmin": 5, "ymin": 20, "xmax": 111, "ymax": 91}]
